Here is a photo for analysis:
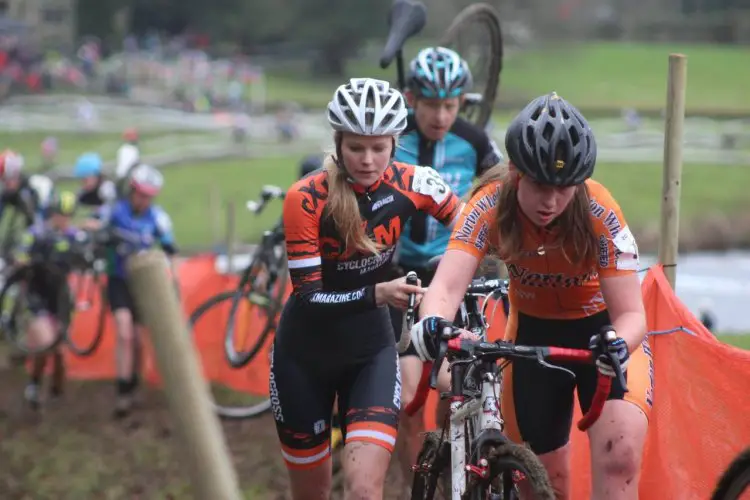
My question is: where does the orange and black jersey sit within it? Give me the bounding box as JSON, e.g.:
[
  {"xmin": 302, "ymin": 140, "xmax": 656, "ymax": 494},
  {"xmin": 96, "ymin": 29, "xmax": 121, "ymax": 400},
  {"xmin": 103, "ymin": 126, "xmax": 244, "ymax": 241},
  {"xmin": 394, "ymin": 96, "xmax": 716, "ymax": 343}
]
[{"xmin": 283, "ymin": 162, "xmax": 462, "ymax": 314}]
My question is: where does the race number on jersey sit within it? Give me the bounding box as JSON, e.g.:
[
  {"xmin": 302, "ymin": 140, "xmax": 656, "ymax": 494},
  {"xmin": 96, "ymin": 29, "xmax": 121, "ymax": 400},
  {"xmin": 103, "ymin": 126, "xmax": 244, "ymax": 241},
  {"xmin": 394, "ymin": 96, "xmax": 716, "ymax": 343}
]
[
  {"xmin": 613, "ymin": 225, "xmax": 640, "ymax": 271},
  {"xmin": 411, "ymin": 165, "xmax": 451, "ymax": 204}
]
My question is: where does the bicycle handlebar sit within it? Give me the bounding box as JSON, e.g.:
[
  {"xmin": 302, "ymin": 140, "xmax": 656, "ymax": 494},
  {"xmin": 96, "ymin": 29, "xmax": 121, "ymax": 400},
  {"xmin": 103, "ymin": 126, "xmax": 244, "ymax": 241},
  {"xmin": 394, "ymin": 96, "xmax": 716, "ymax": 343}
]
[
  {"xmin": 246, "ymin": 185, "xmax": 285, "ymax": 214},
  {"xmin": 405, "ymin": 326, "xmax": 628, "ymax": 431}
]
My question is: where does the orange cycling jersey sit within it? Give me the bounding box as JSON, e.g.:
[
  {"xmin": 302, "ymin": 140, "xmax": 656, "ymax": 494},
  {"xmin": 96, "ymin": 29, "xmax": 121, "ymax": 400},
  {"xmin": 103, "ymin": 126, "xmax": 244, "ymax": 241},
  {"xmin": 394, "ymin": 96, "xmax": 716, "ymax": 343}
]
[
  {"xmin": 284, "ymin": 162, "xmax": 462, "ymax": 314},
  {"xmin": 447, "ymin": 179, "xmax": 639, "ymax": 319}
]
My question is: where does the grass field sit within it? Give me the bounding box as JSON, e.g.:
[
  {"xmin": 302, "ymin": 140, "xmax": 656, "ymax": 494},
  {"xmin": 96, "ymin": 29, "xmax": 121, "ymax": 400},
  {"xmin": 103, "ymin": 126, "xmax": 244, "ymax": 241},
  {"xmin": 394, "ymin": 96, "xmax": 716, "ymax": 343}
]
[
  {"xmin": 54, "ymin": 156, "xmax": 750, "ymax": 251},
  {"xmin": 263, "ymin": 42, "xmax": 750, "ymax": 114}
]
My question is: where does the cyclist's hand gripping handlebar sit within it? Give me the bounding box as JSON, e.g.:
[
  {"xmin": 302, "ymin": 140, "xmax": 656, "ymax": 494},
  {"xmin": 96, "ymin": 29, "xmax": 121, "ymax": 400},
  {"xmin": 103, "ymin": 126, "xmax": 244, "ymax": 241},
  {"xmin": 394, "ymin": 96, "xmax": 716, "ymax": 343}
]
[
  {"xmin": 396, "ymin": 271, "xmax": 419, "ymax": 354},
  {"xmin": 575, "ymin": 328, "xmax": 629, "ymax": 430}
]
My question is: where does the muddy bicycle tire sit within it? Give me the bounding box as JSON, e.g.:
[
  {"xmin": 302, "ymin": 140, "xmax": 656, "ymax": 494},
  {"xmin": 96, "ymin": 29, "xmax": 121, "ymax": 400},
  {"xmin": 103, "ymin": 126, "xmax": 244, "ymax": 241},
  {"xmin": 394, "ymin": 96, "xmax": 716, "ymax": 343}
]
[
  {"xmin": 66, "ymin": 267, "xmax": 108, "ymax": 357},
  {"xmin": 711, "ymin": 447, "xmax": 750, "ymax": 500},
  {"xmin": 439, "ymin": 3, "xmax": 503, "ymax": 129},
  {"xmin": 411, "ymin": 431, "xmax": 451, "ymax": 500},
  {"xmin": 468, "ymin": 442, "xmax": 554, "ymax": 500},
  {"xmin": 188, "ymin": 290, "xmax": 273, "ymax": 420},
  {"xmin": 0, "ymin": 266, "xmax": 72, "ymax": 354}
]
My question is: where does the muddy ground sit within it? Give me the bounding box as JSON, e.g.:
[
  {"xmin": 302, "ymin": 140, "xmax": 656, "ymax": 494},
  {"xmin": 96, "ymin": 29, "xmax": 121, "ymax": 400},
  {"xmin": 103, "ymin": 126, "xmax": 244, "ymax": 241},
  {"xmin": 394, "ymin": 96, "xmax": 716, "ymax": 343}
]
[{"xmin": 0, "ymin": 357, "xmax": 409, "ymax": 499}]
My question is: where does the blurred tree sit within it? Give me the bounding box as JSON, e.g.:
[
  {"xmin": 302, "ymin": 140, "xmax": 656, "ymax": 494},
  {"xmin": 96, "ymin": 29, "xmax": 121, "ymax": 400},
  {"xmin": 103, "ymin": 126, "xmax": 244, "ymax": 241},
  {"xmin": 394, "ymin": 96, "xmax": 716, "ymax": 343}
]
[
  {"xmin": 74, "ymin": 0, "xmax": 389, "ymax": 74},
  {"xmin": 287, "ymin": 0, "xmax": 390, "ymax": 76}
]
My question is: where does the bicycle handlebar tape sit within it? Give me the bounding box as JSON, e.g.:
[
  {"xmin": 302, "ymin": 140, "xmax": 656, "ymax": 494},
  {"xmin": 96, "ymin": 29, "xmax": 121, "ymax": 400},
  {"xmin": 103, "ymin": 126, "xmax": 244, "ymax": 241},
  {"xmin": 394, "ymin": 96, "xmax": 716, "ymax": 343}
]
[{"xmin": 126, "ymin": 250, "xmax": 242, "ymax": 500}]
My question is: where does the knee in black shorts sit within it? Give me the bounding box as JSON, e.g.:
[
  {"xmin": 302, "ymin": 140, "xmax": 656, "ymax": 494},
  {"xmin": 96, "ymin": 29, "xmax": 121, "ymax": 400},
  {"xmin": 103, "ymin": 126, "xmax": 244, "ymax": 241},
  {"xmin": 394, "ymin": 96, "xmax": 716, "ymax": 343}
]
[{"xmin": 107, "ymin": 277, "xmax": 141, "ymax": 324}]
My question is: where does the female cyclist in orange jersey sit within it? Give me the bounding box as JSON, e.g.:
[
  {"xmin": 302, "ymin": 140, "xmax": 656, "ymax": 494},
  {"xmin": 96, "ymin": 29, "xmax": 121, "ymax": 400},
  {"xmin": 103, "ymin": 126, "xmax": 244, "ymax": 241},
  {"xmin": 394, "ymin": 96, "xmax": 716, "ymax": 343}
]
[
  {"xmin": 410, "ymin": 92, "xmax": 653, "ymax": 500},
  {"xmin": 275, "ymin": 78, "xmax": 464, "ymax": 499}
]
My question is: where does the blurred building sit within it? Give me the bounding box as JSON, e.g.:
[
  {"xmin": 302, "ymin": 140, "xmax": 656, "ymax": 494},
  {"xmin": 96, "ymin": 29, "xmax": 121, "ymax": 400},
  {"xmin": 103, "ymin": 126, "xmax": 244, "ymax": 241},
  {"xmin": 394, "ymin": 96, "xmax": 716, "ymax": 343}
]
[{"xmin": 2, "ymin": 0, "xmax": 76, "ymax": 50}]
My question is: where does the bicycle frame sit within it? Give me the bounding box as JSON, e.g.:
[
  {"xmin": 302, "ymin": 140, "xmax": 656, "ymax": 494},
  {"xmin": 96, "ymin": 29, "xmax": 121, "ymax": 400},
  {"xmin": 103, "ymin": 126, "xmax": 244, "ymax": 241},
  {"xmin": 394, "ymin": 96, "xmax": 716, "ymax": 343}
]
[
  {"xmin": 444, "ymin": 287, "xmax": 506, "ymax": 498},
  {"xmin": 238, "ymin": 220, "xmax": 285, "ymax": 295},
  {"xmin": 445, "ymin": 358, "xmax": 503, "ymax": 498}
]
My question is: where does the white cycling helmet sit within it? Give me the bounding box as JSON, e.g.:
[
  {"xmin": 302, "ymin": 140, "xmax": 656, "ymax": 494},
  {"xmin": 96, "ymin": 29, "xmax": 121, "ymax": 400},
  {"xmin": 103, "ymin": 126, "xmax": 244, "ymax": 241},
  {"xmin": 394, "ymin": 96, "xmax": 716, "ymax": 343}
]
[
  {"xmin": 129, "ymin": 163, "xmax": 164, "ymax": 196},
  {"xmin": 327, "ymin": 78, "xmax": 408, "ymax": 136},
  {"xmin": 0, "ymin": 150, "xmax": 24, "ymax": 179}
]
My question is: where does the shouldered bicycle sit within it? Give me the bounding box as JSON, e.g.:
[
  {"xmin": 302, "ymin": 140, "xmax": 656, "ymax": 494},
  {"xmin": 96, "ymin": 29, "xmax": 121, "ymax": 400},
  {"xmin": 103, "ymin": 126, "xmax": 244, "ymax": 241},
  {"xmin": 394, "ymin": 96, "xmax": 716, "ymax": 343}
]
[
  {"xmin": 189, "ymin": 184, "xmax": 288, "ymax": 419},
  {"xmin": 399, "ymin": 276, "xmax": 628, "ymax": 500}
]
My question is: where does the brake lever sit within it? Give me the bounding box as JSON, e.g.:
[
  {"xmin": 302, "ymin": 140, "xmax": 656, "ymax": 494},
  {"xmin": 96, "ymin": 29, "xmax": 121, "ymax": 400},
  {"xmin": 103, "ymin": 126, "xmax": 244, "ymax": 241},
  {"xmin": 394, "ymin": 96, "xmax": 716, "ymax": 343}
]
[
  {"xmin": 535, "ymin": 351, "xmax": 577, "ymax": 379},
  {"xmin": 601, "ymin": 328, "xmax": 629, "ymax": 392},
  {"xmin": 429, "ymin": 340, "xmax": 449, "ymax": 389}
]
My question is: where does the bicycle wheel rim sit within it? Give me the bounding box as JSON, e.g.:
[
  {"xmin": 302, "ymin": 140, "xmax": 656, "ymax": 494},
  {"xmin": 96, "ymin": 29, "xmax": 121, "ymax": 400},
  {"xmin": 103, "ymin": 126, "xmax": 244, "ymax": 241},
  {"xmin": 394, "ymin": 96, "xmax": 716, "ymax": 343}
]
[
  {"xmin": 712, "ymin": 450, "xmax": 750, "ymax": 500},
  {"xmin": 440, "ymin": 3, "xmax": 503, "ymax": 129},
  {"xmin": 189, "ymin": 290, "xmax": 273, "ymax": 420},
  {"xmin": 224, "ymin": 260, "xmax": 280, "ymax": 368},
  {"xmin": 66, "ymin": 271, "xmax": 107, "ymax": 357},
  {"xmin": 1, "ymin": 267, "xmax": 65, "ymax": 354}
]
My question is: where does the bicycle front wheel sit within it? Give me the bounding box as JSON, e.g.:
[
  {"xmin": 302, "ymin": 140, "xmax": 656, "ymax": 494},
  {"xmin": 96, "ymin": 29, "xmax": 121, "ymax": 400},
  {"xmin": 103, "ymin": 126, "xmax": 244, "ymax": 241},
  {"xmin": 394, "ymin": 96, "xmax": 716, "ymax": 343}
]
[
  {"xmin": 66, "ymin": 266, "xmax": 108, "ymax": 357},
  {"xmin": 440, "ymin": 3, "xmax": 503, "ymax": 129},
  {"xmin": 189, "ymin": 290, "xmax": 272, "ymax": 420},
  {"xmin": 712, "ymin": 447, "xmax": 750, "ymax": 500},
  {"xmin": 411, "ymin": 431, "xmax": 451, "ymax": 500},
  {"xmin": 224, "ymin": 253, "xmax": 287, "ymax": 369},
  {"xmin": 468, "ymin": 443, "xmax": 554, "ymax": 500},
  {"xmin": 0, "ymin": 267, "xmax": 67, "ymax": 354}
]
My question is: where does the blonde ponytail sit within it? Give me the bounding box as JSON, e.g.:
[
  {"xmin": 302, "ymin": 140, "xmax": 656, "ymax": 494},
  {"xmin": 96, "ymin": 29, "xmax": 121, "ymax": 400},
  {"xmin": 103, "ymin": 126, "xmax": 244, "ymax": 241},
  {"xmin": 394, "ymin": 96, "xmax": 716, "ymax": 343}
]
[{"xmin": 324, "ymin": 134, "xmax": 380, "ymax": 254}]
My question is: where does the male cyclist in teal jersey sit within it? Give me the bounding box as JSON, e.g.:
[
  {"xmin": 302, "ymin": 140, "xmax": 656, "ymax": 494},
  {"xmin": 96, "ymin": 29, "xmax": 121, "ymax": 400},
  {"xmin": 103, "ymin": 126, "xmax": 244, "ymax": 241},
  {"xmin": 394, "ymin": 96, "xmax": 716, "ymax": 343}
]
[{"xmin": 390, "ymin": 46, "xmax": 504, "ymax": 481}]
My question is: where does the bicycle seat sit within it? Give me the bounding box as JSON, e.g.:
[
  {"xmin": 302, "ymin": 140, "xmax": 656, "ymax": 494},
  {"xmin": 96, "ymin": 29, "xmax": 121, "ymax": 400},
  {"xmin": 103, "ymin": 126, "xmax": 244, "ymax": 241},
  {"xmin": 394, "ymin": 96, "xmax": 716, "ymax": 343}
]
[{"xmin": 379, "ymin": 0, "xmax": 427, "ymax": 69}]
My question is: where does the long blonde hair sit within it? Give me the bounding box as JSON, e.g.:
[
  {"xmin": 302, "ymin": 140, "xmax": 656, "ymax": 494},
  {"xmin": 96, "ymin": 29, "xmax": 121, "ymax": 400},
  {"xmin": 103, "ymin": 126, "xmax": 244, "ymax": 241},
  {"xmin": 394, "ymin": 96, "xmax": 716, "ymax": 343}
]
[
  {"xmin": 475, "ymin": 164, "xmax": 598, "ymax": 267},
  {"xmin": 322, "ymin": 132, "xmax": 381, "ymax": 255}
]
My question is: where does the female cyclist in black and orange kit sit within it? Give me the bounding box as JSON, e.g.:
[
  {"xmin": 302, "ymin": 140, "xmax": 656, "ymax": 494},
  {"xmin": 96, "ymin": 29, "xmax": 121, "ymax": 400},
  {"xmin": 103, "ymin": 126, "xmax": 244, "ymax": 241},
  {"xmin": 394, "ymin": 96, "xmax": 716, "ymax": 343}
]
[
  {"xmin": 411, "ymin": 93, "xmax": 654, "ymax": 500},
  {"xmin": 273, "ymin": 78, "xmax": 463, "ymax": 499}
]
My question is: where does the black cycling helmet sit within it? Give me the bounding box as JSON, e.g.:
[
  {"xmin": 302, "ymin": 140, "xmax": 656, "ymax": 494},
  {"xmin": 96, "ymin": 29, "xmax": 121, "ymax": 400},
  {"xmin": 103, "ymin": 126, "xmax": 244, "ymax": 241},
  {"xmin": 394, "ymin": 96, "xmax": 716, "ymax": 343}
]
[
  {"xmin": 504, "ymin": 92, "xmax": 597, "ymax": 187},
  {"xmin": 299, "ymin": 154, "xmax": 323, "ymax": 179}
]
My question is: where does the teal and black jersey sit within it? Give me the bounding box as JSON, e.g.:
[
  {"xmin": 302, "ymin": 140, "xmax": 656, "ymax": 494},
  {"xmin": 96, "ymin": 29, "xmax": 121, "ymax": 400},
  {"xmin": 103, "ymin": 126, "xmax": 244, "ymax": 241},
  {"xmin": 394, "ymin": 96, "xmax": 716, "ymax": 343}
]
[{"xmin": 395, "ymin": 113, "xmax": 503, "ymax": 266}]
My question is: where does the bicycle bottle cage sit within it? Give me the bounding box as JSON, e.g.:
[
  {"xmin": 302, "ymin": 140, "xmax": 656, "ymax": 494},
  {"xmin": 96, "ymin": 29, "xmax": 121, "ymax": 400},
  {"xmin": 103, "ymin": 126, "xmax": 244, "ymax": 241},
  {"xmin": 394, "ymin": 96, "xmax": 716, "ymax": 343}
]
[{"xmin": 379, "ymin": 0, "xmax": 427, "ymax": 69}]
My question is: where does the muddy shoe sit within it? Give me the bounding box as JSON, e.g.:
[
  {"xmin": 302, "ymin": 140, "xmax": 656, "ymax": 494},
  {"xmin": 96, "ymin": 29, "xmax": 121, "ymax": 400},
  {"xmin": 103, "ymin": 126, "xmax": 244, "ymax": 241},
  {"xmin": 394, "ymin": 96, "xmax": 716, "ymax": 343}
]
[
  {"xmin": 24, "ymin": 383, "xmax": 41, "ymax": 411},
  {"xmin": 113, "ymin": 394, "xmax": 134, "ymax": 419}
]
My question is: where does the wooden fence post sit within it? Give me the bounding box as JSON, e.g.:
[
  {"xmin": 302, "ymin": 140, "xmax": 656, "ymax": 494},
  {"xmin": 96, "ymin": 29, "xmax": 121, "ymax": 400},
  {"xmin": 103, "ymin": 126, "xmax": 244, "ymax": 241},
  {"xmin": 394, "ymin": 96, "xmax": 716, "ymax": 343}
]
[
  {"xmin": 658, "ymin": 53, "xmax": 687, "ymax": 288},
  {"xmin": 126, "ymin": 251, "xmax": 243, "ymax": 500}
]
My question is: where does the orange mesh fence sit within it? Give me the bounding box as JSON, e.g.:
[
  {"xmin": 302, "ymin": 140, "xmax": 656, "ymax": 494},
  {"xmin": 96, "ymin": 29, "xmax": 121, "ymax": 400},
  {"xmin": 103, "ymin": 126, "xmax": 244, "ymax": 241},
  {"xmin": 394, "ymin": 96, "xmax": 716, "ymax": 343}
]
[{"xmin": 60, "ymin": 258, "xmax": 750, "ymax": 498}]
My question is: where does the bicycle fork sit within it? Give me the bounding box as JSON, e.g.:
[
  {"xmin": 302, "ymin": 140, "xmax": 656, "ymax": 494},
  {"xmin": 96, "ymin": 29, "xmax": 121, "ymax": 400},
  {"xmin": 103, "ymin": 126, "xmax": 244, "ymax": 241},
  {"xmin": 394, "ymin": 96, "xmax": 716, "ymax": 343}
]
[{"xmin": 449, "ymin": 370, "xmax": 502, "ymax": 499}]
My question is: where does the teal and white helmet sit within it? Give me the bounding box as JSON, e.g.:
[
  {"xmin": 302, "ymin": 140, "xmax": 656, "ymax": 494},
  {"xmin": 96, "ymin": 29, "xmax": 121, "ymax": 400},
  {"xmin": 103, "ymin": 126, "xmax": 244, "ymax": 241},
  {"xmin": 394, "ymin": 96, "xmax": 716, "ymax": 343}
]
[{"xmin": 407, "ymin": 47, "xmax": 473, "ymax": 99}]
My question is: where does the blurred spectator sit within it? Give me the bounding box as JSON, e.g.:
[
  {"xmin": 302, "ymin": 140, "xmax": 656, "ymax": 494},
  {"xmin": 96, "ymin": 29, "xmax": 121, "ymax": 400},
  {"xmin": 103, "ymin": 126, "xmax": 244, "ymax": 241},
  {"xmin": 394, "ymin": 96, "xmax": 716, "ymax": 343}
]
[
  {"xmin": 275, "ymin": 102, "xmax": 300, "ymax": 142},
  {"xmin": 40, "ymin": 136, "xmax": 58, "ymax": 171},
  {"xmin": 76, "ymin": 99, "xmax": 99, "ymax": 130},
  {"xmin": 622, "ymin": 108, "xmax": 642, "ymax": 132}
]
